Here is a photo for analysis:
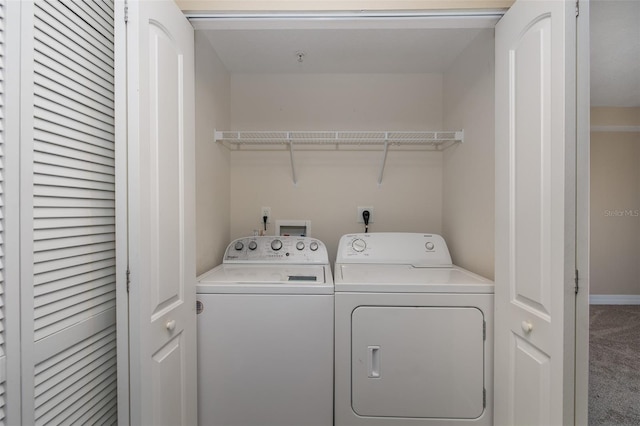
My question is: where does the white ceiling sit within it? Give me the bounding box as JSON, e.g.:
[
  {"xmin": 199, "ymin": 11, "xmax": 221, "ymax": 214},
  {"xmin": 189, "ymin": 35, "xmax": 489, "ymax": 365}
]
[
  {"xmin": 195, "ymin": 15, "xmax": 500, "ymax": 74},
  {"xmin": 202, "ymin": 27, "xmax": 490, "ymax": 74},
  {"xmin": 591, "ymin": 0, "xmax": 640, "ymax": 107},
  {"xmin": 197, "ymin": 5, "xmax": 640, "ymax": 107}
]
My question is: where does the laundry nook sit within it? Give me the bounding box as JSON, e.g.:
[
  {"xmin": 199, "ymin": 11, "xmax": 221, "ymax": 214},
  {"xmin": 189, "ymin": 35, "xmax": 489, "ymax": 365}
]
[{"xmin": 0, "ymin": 0, "xmax": 590, "ymax": 424}]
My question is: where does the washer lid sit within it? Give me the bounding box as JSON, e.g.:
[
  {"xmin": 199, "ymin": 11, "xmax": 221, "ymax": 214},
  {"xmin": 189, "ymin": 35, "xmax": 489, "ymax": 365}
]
[
  {"xmin": 197, "ymin": 264, "xmax": 333, "ymax": 294},
  {"xmin": 335, "ymin": 264, "xmax": 493, "ymax": 293}
]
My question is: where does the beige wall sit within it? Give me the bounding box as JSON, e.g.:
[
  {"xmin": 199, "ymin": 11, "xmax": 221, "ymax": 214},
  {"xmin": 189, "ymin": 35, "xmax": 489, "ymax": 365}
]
[
  {"xmin": 590, "ymin": 107, "xmax": 640, "ymax": 295},
  {"xmin": 195, "ymin": 33, "xmax": 232, "ymax": 275},
  {"xmin": 230, "ymin": 73, "xmax": 443, "ymax": 131},
  {"xmin": 442, "ymin": 29, "xmax": 495, "ymax": 279},
  {"xmin": 228, "ymin": 73, "xmax": 444, "ymax": 262},
  {"xmin": 592, "ymin": 107, "xmax": 640, "ymax": 127},
  {"xmin": 230, "ymin": 150, "xmax": 443, "ymax": 262}
]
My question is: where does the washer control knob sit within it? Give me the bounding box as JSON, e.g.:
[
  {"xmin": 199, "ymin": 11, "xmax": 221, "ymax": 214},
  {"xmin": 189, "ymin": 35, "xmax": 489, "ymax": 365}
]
[
  {"xmin": 352, "ymin": 238, "xmax": 366, "ymax": 252},
  {"xmin": 309, "ymin": 241, "xmax": 319, "ymax": 251},
  {"xmin": 425, "ymin": 242, "xmax": 435, "ymax": 251},
  {"xmin": 296, "ymin": 241, "xmax": 305, "ymax": 250},
  {"xmin": 248, "ymin": 241, "xmax": 258, "ymax": 251},
  {"xmin": 271, "ymin": 239, "xmax": 283, "ymax": 251},
  {"xmin": 234, "ymin": 241, "xmax": 244, "ymax": 251}
]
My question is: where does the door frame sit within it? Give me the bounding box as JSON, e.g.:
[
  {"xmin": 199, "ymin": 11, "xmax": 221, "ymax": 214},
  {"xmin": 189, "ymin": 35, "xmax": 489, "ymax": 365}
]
[
  {"xmin": 114, "ymin": 2, "xmax": 589, "ymax": 424},
  {"xmin": 574, "ymin": 0, "xmax": 591, "ymax": 423},
  {"xmin": 114, "ymin": 0, "xmax": 129, "ymax": 424},
  {"xmin": 4, "ymin": 0, "xmax": 24, "ymax": 423}
]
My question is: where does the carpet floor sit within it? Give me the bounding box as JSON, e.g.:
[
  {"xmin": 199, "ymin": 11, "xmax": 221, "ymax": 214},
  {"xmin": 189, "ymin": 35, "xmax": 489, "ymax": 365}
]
[{"xmin": 589, "ymin": 305, "xmax": 640, "ymax": 425}]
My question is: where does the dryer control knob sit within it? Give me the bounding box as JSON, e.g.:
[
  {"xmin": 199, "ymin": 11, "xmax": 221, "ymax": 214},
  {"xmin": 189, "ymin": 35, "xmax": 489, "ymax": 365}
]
[
  {"xmin": 234, "ymin": 241, "xmax": 244, "ymax": 251},
  {"xmin": 425, "ymin": 242, "xmax": 435, "ymax": 251},
  {"xmin": 248, "ymin": 241, "xmax": 258, "ymax": 250},
  {"xmin": 309, "ymin": 241, "xmax": 319, "ymax": 251},
  {"xmin": 296, "ymin": 241, "xmax": 305, "ymax": 250},
  {"xmin": 271, "ymin": 239, "xmax": 283, "ymax": 251},
  {"xmin": 352, "ymin": 238, "xmax": 366, "ymax": 252}
]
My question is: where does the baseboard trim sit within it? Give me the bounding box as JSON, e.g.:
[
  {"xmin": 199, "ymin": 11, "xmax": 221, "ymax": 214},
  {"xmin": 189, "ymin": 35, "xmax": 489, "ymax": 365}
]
[
  {"xmin": 590, "ymin": 294, "xmax": 640, "ymax": 305},
  {"xmin": 591, "ymin": 125, "xmax": 640, "ymax": 133}
]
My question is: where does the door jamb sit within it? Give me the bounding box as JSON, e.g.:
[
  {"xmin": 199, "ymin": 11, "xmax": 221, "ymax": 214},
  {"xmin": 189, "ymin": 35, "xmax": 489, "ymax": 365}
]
[
  {"xmin": 574, "ymin": 0, "xmax": 590, "ymax": 424},
  {"xmin": 115, "ymin": 0, "xmax": 130, "ymax": 424}
]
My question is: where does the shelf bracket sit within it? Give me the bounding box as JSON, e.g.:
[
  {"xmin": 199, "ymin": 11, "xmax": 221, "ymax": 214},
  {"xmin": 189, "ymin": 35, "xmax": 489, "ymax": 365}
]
[
  {"xmin": 378, "ymin": 134, "xmax": 389, "ymax": 185},
  {"xmin": 288, "ymin": 132, "xmax": 298, "ymax": 185}
]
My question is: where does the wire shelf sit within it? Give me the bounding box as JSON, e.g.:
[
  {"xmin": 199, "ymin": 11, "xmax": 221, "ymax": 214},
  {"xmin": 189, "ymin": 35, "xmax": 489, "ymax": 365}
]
[
  {"xmin": 214, "ymin": 130, "xmax": 464, "ymax": 185},
  {"xmin": 215, "ymin": 130, "xmax": 463, "ymax": 148}
]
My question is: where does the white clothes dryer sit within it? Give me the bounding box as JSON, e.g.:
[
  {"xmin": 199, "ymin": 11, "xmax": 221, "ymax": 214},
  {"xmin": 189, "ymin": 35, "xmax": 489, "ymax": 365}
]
[
  {"xmin": 334, "ymin": 233, "xmax": 494, "ymax": 426},
  {"xmin": 197, "ymin": 236, "xmax": 334, "ymax": 426}
]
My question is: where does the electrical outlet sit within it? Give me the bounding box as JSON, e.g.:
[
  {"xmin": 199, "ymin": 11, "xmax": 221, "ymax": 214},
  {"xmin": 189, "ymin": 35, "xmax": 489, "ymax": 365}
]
[
  {"xmin": 261, "ymin": 207, "xmax": 271, "ymax": 224},
  {"xmin": 357, "ymin": 206, "xmax": 374, "ymax": 223}
]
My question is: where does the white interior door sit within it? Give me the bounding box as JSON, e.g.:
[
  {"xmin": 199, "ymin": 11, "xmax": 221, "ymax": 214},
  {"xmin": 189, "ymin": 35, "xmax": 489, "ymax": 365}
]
[
  {"xmin": 494, "ymin": 1, "xmax": 577, "ymax": 425},
  {"xmin": 126, "ymin": 0, "xmax": 196, "ymax": 424}
]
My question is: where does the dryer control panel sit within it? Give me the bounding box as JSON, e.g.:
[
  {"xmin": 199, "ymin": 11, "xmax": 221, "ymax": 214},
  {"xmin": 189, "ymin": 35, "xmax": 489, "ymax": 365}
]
[
  {"xmin": 336, "ymin": 233, "xmax": 452, "ymax": 266},
  {"xmin": 224, "ymin": 236, "xmax": 329, "ymax": 264}
]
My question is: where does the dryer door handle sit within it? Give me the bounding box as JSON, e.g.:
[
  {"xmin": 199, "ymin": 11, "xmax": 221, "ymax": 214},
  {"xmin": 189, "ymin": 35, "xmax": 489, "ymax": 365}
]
[{"xmin": 367, "ymin": 346, "xmax": 381, "ymax": 378}]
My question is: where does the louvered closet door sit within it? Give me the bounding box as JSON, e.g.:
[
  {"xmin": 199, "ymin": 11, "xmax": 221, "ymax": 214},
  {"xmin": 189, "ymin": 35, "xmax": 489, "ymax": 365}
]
[{"xmin": 21, "ymin": 1, "xmax": 117, "ymax": 424}]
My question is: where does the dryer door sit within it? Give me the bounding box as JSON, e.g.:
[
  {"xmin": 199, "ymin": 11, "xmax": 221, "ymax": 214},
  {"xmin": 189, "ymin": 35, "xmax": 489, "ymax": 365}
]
[{"xmin": 351, "ymin": 306, "xmax": 485, "ymax": 419}]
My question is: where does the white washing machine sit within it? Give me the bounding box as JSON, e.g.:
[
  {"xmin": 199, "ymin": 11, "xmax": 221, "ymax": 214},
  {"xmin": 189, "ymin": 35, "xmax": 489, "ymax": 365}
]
[
  {"xmin": 196, "ymin": 236, "xmax": 334, "ymax": 426},
  {"xmin": 334, "ymin": 233, "xmax": 494, "ymax": 426}
]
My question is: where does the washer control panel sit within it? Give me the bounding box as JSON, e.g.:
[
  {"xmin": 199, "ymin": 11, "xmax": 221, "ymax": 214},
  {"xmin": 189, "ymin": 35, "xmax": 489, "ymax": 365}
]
[
  {"xmin": 224, "ymin": 236, "xmax": 328, "ymax": 264},
  {"xmin": 336, "ymin": 233, "xmax": 453, "ymax": 266}
]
